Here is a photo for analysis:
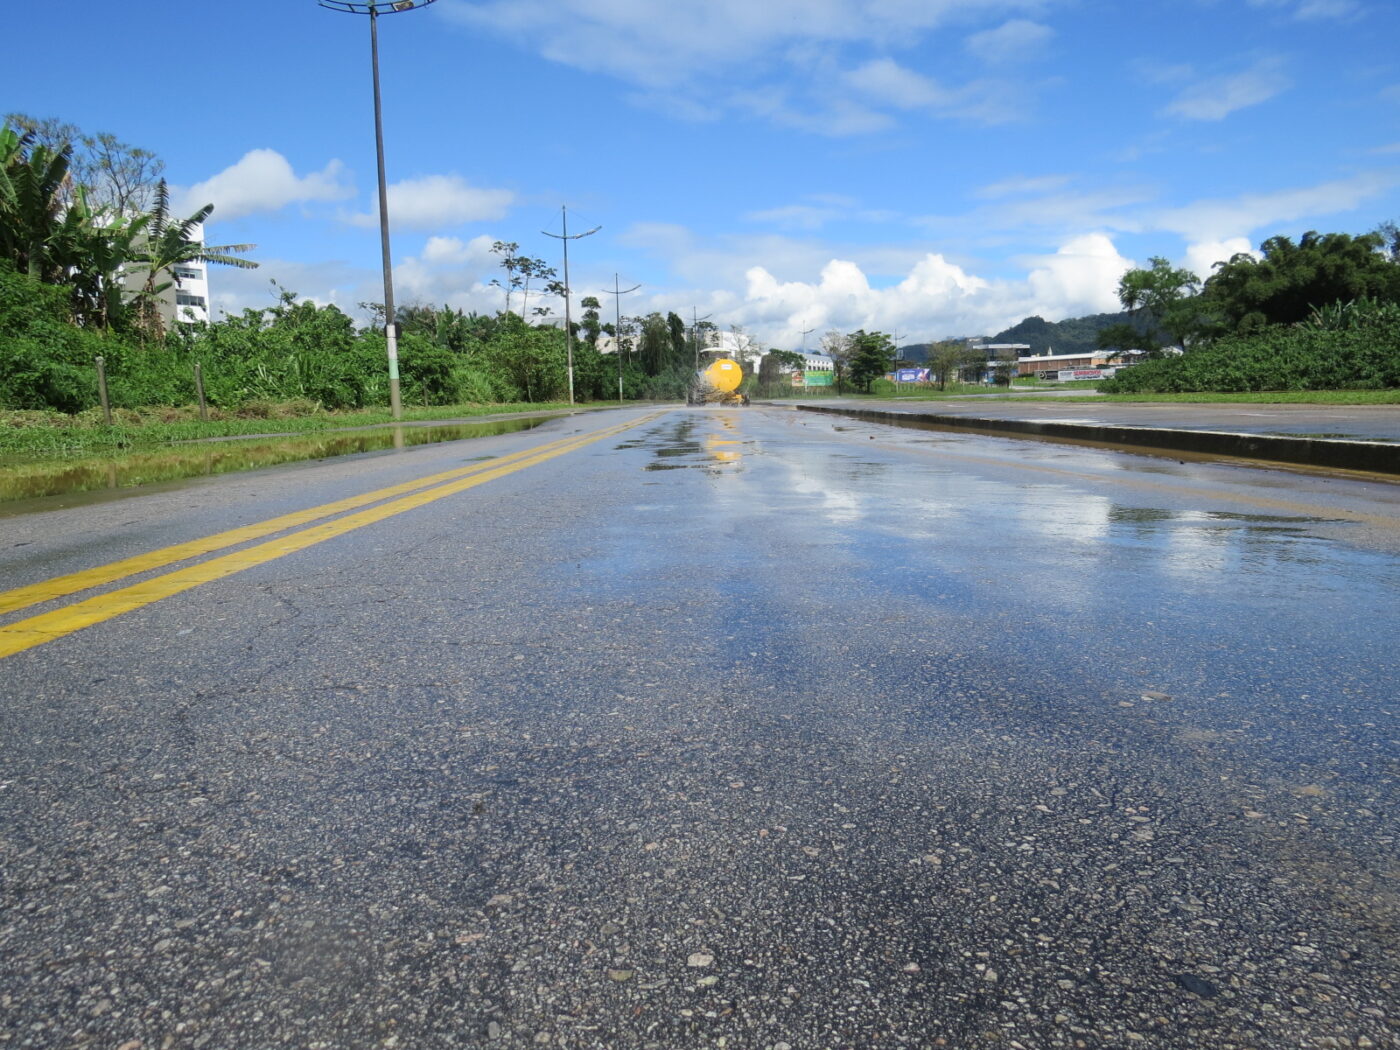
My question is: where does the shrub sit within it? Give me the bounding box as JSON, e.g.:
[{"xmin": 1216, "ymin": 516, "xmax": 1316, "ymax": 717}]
[{"xmin": 1099, "ymin": 301, "xmax": 1400, "ymax": 394}]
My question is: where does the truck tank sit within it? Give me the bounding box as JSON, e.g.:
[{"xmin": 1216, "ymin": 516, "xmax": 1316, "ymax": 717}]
[{"xmin": 686, "ymin": 356, "xmax": 750, "ymax": 406}]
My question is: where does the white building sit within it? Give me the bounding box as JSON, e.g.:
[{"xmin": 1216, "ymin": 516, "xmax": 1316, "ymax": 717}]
[{"xmin": 122, "ymin": 221, "xmax": 212, "ymax": 326}]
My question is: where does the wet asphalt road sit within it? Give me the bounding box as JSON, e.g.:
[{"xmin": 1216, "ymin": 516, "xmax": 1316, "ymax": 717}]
[{"xmin": 2, "ymin": 406, "xmax": 1398, "ymax": 1050}]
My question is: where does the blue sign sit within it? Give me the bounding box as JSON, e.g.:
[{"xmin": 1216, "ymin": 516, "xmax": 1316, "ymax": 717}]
[{"xmin": 896, "ymin": 368, "xmax": 929, "ymax": 383}]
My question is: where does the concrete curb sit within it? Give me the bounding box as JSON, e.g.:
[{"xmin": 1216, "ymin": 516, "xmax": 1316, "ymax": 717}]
[{"xmin": 793, "ymin": 404, "xmax": 1400, "ymax": 476}]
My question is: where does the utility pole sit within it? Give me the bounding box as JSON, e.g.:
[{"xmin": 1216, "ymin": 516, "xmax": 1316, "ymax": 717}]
[
  {"xmin": 691, "ymin": 308, "xmax": 713, "ymax": 370},
  {"xmin": 605, "ymin": 275, "xmax": 640, "ymax": 404},
  {"xmin": 318, "ymin": 0, "xmax": 437, "ymax": 422},
  {"xmin": 799, "ymin": 326, "xmax": 815, "ymax": 352},
  {"xmin": 542, "ymin": 205, "xmax": 600, "ymax": 405}
]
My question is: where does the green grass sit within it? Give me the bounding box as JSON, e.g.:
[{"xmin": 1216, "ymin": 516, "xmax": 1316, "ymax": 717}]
[{"xmin": 0, "ymin": 399, "xmax": 609, "ymax": 458}]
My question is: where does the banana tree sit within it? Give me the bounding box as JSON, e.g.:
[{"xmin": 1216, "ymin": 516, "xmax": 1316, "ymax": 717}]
[{"xmin": 0, "ymin": 127, "xmax": 78, "ymax": 282}]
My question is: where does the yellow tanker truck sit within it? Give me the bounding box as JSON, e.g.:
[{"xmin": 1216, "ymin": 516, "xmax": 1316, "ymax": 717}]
[{"xmin": 686, "ymin": 352, "xmax": 750, "ymax": 406}]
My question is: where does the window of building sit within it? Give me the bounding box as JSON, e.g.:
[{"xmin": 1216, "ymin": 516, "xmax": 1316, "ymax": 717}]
[{"xmin": 175, "ymin": 293, "xmax": 206, "ymax": 308}]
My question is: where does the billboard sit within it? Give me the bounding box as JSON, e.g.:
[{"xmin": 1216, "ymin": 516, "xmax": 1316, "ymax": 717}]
[
  {"xmin": 804, "ymin": 371, "xmax": 834, "ymax": 387},
  {"xmin": 1057, "ymin": 368, "xmax": 1116, "ymax": 382},
  {"xmin": 896, "ymin": 368, "xmax": 929, "ymax": 383}
]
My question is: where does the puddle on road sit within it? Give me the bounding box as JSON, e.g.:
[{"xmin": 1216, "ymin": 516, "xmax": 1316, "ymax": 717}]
[
  {"xmin": 0, "ymin": 417, "xmax": 548, "ymax": 506},
  {"xmin": 620, "ymin": 414, "xmax": 750, "ymax": 475}
]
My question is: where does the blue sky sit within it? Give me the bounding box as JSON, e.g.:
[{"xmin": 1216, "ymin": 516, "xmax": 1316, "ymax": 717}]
[{"xmin": 6, "ymin": 0, "xmax": 1400, "ymax": 346}]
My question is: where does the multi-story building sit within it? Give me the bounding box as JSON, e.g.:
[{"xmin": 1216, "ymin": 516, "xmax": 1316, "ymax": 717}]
[{"xmin": 122, "ymin": 221, "xmax": 212, "ymax": 326}]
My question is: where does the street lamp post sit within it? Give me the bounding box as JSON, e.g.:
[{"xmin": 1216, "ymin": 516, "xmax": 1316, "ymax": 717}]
[
  {"xmin": 691, "ymin": 308, "xmax": 713, "ymax": 370},
  {"xmin": 605, "ymin": 275, "xmax": 640, "ymax": 404},
  {"xmin": 319, "ymin": 0, "xmax": 435, "ymax": 422},
  {"xmin": 542, "ymin": 205, "xmax": 600, "ymax": 405}
]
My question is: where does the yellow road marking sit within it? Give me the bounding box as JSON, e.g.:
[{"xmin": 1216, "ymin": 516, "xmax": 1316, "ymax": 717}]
[
  {"xmin": 0, "ymin": 414, "xmax": 658, "ymax": 660},
  {"xmin": 0, "ymin": 426, "xmax": 608, "ymax": 618}
]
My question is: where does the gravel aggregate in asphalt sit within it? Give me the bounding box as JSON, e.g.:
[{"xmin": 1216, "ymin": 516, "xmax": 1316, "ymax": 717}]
[{"xmin": 1, "ymin": 407, "xmax": 1397, "ymax": 1049}]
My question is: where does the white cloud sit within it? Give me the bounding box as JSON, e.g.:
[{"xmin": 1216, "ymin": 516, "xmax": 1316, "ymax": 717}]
[
  {"xmin": 420, "ymin": 234, "xmax": 496, "ymax": 266},
  {"xmin": 843, "ymin": 57, "xmax": 1031, "ymax": 124},
  {"xmin": 845, "ymin": 58, "xmax": 954, "ymax": 110},
  {"xmin": 172, "ymin": 149, "xmax": 353, "ymax": 221},
  {"xmin": 1246, "ymin": 0, "xmax": 1361, "ymax": 20},
  {"xmin": 975, "ymin": 174, "xmax": 1073, "ymax": 199},
  {"xmin": 1182, "ymin": 237, "xmax": 1256, "ymax": 279},
  {"xmin": 735, "ymin": 87, "xmax": 897, "ymax": 136},
  {"xmin": 444, "ymin": 0, "xmax": 1052, "ymax": 131},
  {"xmin": 964, "ymin": 19, "xmax": 1053, "ymax": 64},
  {"xmin": 445, "ymin": 0, "xmax": 1048, "ymax": 87},
  {"xmin": 394, "ymin": 234, "xmax": 509, "ymax": 309},
  {"xmin": 1162, "ymin": 57, "xmax": 1290, "ymax": 121},
  {"xmin": 745, "ymin": 195, "xmax": 898, "ymax": 230},
  {"xmin": 1023, "ymin": 234, "xmax": 1133, "ymax": 315},
  {"xmin": 628, "ymin": 228, "xmax": 1136, "ymax": 346},
  {"xmin": 1153, "ymin": 171, "xmax": 1398, "ymax": 242},
  {"xmin": 347, "ymin": 175, "xmax": 515, "ymax": 230}
]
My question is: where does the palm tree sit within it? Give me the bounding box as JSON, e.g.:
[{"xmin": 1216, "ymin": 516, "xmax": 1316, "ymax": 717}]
[{"xmin": 129, "ymin": 179, "xmax": 257, "ymax": 336}]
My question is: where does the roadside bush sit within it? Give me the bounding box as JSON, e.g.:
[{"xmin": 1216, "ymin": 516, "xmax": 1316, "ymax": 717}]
[
  {"xmin": 397, "ymin": 333, "xmax": 460, "ymax": 406},
  {"xmin": 0, "ymin": 266, "xmax": 118, "ymax": 412},
  {"xmin": 1099, "ymin": 302, "xmax": 1400, "ymax": 393}
]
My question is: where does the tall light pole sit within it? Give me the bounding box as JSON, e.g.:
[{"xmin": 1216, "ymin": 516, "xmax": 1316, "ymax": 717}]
[
  {"xmin": 691, "ymin": 308, "xmax": 713, "ymax": 370},
  {"xmin": 799, "ymin": 326, "xmax": 815, "ymax": 351},
  {"xmin": 542, "ymin": 205, "xmax": 600, "ymax": 405},
  {"xmin": 604, "ymin": 275, "xmax": 640, "ymax": 404},
  {"xmin": 319, "ymin": 0, "xmax": 435, "ymax": 421}
]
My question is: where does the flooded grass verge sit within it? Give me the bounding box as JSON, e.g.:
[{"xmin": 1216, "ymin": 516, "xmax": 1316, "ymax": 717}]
[
  {"xmin": 0, "ymin": 401, "xmax": 589, "ymax": 458},
  {"xmin": 0, "ymin": 417, "xmax": 548, "ymax": 505}
]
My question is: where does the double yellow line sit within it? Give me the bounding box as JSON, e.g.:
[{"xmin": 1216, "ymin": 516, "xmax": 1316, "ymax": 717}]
[{"xmin": 0, "ymin": 413, "xmax": 658, "ymax": 660}]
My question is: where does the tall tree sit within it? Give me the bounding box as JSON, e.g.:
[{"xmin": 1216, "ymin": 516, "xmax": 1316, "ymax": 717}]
[
  {"xmin": 927, "ymin": 339, "xmax": 976, "ymax": 390},
  {"xmin": 6, "ymin": 113, "xmax": 164, "ymax": 214},
  {"xmin": 667, "ymin": 312, "xmax": 687, "ymax": 364},
  {"xmin": 638, "ymin": 312, "xmax": 673, "ymax": 376},
  {"xmin": 579, "ymin": 295, "xmax": 602, "ymax": 348},
  {"xmin": 515, "ymin": 257, "xmax": 556, "ymax": 320},
  {"xmin": 820, "ymin": 330, "xmax": 852, "ymax": 393},
  {"xmin": 489, "ymin": 240, "xmax": 520, "ymax": 314},
  {"xmin": 1202, "ymin": 231, "xmax": 1400, "ymax": 333},
  {"xmin": 847, "ymin": 329, "xmax": 896, "ymax": 392},
  {"xmin": 758, "ymin": 349, "xmax": 803, "ymax": 384},
  {"xmin": 1116, "ymin": 256, "xmax": 1200, "ymax": 349}
]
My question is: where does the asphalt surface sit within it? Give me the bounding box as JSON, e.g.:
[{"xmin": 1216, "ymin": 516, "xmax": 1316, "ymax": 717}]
[
  {"xmin": 2, "ymin": 406, "xmax": 1398, "ymax": 1050},
  {"xmin": 799, "ymin": 397, "xmax": 1400, "ymax": 443}
]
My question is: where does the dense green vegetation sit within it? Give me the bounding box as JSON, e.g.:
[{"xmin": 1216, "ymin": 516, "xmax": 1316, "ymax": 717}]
[
  {"xmin": 0, "ymin": 117, "xmax": 719, "ymax": 418},
  {"xmin": 1100, "ymin": 297, "xmax": 1400, "ymax": 393}
]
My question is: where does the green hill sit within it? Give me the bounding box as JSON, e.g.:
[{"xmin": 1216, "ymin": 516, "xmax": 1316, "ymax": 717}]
[
  {"xmin": 895, "ymin": 311, "xmax": 1145, "ymax": 363},
  {"xmin": 986, "ymin": 311, "xmax": 1141, "ymax": 356}
]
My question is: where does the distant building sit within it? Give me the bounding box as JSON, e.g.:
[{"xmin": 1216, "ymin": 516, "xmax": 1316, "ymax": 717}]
[
  {"xmin": 964, "ymin": 342, "xmax": 1031, "ymax": 383},
  {"xmin": 1014, "ymin": 349, "xmax": 1152, "ymax": 376}
]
